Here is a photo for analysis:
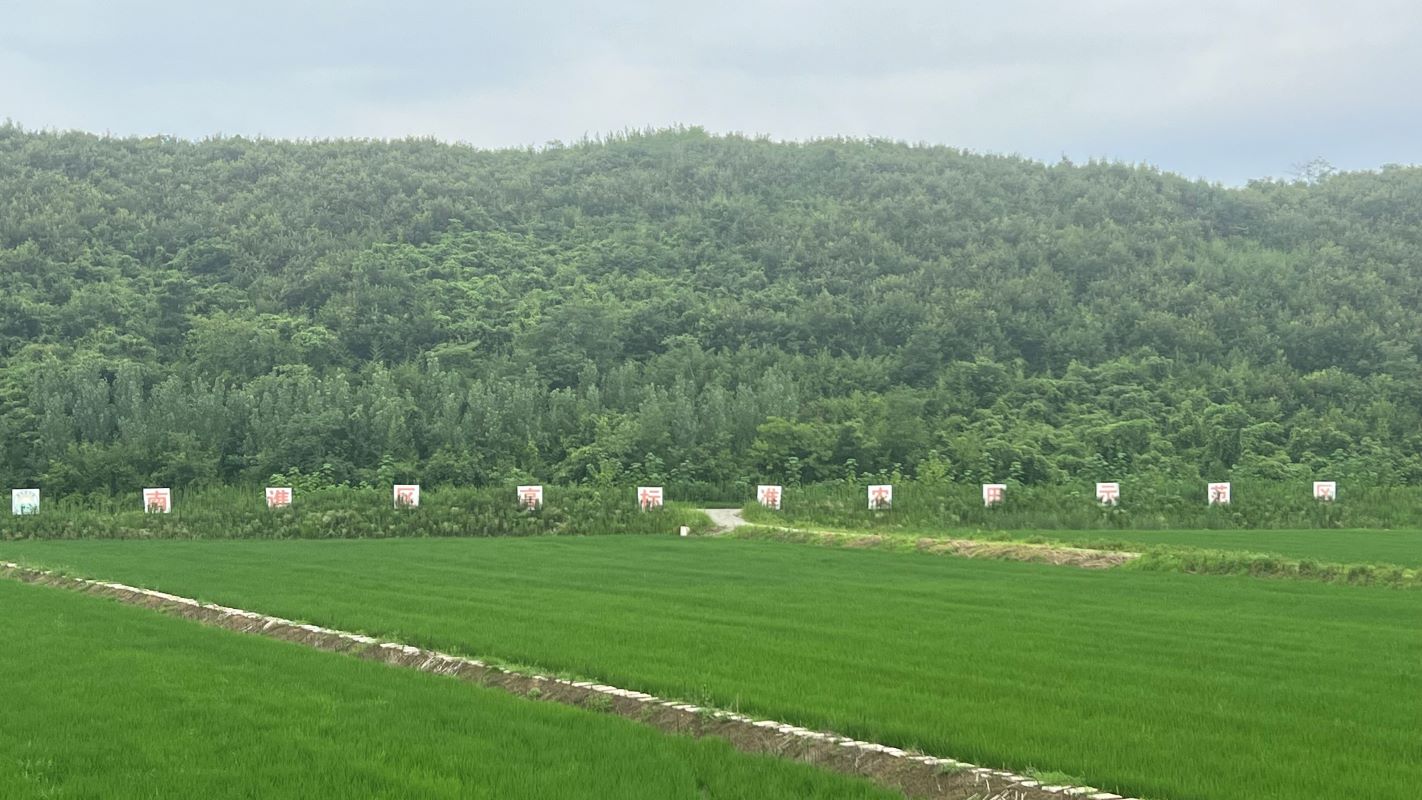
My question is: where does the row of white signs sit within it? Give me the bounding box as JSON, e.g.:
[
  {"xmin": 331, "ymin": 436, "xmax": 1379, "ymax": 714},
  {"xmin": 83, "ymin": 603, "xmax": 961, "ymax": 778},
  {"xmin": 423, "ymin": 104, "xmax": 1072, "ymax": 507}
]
[
  {"xmin": 865, "ymin": 481, "xmax": 1340, "ymax": 509},
  {"xmin": 7, "ymin": 481, "xmax": 1341, "ymax": 515}
]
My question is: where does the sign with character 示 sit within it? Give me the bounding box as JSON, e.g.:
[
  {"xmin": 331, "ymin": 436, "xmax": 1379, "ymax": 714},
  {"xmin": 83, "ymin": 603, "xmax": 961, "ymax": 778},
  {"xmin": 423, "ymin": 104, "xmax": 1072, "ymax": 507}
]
[
  {"xmin": 518, "ymin": 485, "xmax": 544, "ymax": 510},
  {"xmin": 1096, "ymin": 482, "xmax": 1120, "ymax": 505}
]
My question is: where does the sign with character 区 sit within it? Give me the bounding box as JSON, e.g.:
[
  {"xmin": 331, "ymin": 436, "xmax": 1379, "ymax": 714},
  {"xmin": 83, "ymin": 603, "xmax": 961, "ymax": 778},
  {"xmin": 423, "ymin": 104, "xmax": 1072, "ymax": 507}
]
[
  {"xmin": 518, "ymin": 485, "xmax": 544, "ymax": 510},
  {"xmin": 266, "ymin": 487, "xmax": 293, "ymax": 508},
  {"xmin": 393, "ymin": 485, "xmax": 420, "ymax": 508},
  {"xmin": 868, "ymin": 484, "xmax": 892, "ymax": 510},
  {"xmin": 638, "ymin": 486, "xmax": 664, "ymax": 510},
  {"xmin": 1313, "ymin": 481, "xmax": 1337, "ymax": 502},
  {"xmin": 11, "ymin": 489, "xmax": 39, "ymax": 515},
  {"xmin": 143, "ymin": 488, "xmax": 172, "ymax": 514},
  {"xmin": 756, "ymin": 485, "xmax": 783, "ymax": 510}
]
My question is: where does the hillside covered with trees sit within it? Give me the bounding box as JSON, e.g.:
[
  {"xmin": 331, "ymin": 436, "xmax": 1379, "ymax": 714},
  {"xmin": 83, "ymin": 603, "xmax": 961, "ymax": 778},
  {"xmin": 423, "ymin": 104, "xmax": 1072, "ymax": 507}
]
[{"xmin": 3, "ymin": 123, "xmax": 1421, "ymax": 496}]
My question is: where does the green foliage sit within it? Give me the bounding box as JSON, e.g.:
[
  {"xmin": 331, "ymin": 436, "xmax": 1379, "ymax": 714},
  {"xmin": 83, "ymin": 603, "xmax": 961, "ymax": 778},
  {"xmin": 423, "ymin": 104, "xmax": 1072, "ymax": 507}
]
[
  {"xmin": 6, "ymin": 536, "xmax": 1419, "ymax": 800},
  {"xmin": 0, "ymin": 485, "xmax": 710, "ymax": 540},
  {"xmin": 5, "ymin": 125, "xmax": 1422, "ymax": 491}
]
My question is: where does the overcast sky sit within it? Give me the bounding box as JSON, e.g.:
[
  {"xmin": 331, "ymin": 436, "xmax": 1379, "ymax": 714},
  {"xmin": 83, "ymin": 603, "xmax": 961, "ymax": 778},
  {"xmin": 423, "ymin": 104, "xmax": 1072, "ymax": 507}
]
[{"xmin": 3, "ymin": 0, "xmax": 1419, "ymax": 183}]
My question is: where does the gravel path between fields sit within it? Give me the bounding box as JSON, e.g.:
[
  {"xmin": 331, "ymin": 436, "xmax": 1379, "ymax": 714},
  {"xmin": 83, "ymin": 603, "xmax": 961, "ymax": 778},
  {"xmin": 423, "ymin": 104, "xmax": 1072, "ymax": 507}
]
[
  {"xmin": 702, "ymin": 507, "xmax": 748, "ymax": 532},
  {"xmin": 1, "ymin": 560, "xmax": 1141, "ymax": 800}
]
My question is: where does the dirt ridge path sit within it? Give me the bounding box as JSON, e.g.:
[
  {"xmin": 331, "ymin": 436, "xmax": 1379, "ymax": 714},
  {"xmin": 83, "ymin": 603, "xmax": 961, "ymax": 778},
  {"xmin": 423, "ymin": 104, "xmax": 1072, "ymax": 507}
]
[
  {"xmin": 701, "ymin": 507, "xmax": 748, "ymax": 533},
  {"xmin": 0, "ymin": 560, "xmax": 1139, "ymax": 800}
]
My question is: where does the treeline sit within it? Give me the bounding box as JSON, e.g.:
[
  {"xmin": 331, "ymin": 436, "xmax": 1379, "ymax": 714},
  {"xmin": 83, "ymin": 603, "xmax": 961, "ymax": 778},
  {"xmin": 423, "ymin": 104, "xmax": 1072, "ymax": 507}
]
[{"xmin": 3, "ymin": 124, "xmax": 1422, "ymax": 493}]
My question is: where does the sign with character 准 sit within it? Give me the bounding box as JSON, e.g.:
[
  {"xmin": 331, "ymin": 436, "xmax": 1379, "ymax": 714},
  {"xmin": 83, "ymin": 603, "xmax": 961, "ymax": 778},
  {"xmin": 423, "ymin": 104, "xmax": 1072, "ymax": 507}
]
[
  {"xmin": 518, "ymin": 485, "xmax": 544, "ymax": 510},
  {"xmin": 638, "ymin": 486, "xmax": 664, "ymax": 510},
  {"xmin": 983, "ymin": 483, "xmax": 1006, "ymax": 507},
  {"xmin": 868, "ymin": 484, "xmax": 892, "ymax": 510},
  {"xmin": 1096, "ymin": 482, "xmax": 1120, "ymax": 505},
  {"xmin": 394, "ymin": 484, "xmax": 420, "ymax": 508},
  {"xmin": 11, "ymin": 489, "xmax": 39, "ymax": 516},
  {"xmin": 1313, "ymin": 481, "xmax": 1337, "ymax": 502},
  {"xmin": 143, "ymin": 488, "xmax": 172, "ymax": 514},
  {"xmin": 266, "ymin": 487, "xmax": 293, "ymax": 509},
  {"xmin": 1208, "ymin": 482, "xmax": 1231, "ymax": 505},
  {"xmin": 756, "ymin": 485, "xmax": 783, "ymax": 510}
]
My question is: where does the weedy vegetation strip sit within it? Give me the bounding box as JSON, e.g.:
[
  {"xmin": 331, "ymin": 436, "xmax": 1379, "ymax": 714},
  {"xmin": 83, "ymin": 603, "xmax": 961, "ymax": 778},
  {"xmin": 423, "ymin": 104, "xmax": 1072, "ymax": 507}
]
[
  {"xmin": 0, "ymin": 485, "xmax": 711, "ymax": 540},
  {"xmin": 1, "ymin": 564, "xmax": 1126, "ymax": 800},
  {"xmin": 0, "ymin": 575, "xmax": 906, "ymax": 800},
  {"xmin": 741, "ymin": 479, "xmax": 1422, "ymax": 530},
  {"xmin": 5, "ymin": 537, "xmax": 1419, "ymax": 800}
]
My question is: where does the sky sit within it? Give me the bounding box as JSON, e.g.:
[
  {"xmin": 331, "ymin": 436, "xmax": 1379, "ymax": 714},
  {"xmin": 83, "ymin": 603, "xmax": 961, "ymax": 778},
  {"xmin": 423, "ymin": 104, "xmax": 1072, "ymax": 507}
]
[{"xmin": 2, "ymin": 0, "xmax": 1419, "ymax": 184}]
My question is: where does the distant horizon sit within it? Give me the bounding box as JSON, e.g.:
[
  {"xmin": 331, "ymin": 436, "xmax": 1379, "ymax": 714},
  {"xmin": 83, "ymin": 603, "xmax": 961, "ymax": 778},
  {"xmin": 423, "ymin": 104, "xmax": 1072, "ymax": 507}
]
[
  {"xmin": 6, "ymin": 118, "xmax": 1412, "ymax": 188},
  {"xmin": 5, "ymin": 1, "xmax": 1420, "ymax": 188}
]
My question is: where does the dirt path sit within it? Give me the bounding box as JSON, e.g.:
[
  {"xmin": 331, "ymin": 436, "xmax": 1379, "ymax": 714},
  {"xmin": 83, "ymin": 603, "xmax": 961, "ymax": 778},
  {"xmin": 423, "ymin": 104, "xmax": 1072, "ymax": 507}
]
[
  {"xmin": 0, "ymin": 560, "xmax": 1138, "ymax": 800},
  {"xmin": 729, "ymin": 526, "xmax": 1141, "ymax": 569},
  {"xmin": 702, "ymin": 507, "xmax": 748, "ymax": 532}
]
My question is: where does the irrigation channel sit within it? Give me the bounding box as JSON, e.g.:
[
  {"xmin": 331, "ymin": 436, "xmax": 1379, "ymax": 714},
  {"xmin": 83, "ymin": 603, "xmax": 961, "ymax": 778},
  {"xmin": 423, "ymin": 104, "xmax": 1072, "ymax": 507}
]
[{"xmin": 1, "ymin": 559, "xmax": 1138, "ymax": 800}]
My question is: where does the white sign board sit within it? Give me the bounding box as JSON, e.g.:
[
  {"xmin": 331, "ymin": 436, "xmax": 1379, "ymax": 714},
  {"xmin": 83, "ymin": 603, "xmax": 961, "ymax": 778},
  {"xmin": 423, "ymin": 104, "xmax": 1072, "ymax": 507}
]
[
  {"xmin": 265, "ymin": 487, "xmax": 293, "ymax": 508},
  {"xmin": 1096, "ymin": 482, "xmax": 1120, "ymax": 505},
  {"xmin": 637, "ymin": 486, "xmax": 664, "ymax": 510},
  {"xmin": 11, "ymin": 489, "xmax": 39, "ymax": 515},
  {"xmin": 868, "ymin": 484, "xmax": 893, "ymax": 510},
  {"xmin": 983, "ymin": 483, "xmax": 1007, "ymax": 507},
  {"xmin": 143, "ymin": 488, "xmax": 172, "ymax": 514},
  {"xmin": 1208, "ymin": 482, "xmax": 1231, "ymax": 505},
  {"xmin": 1313, "ymin": 481, "xmax": 1337, "ymax": 502},
  {"xmin": 393, "ymin": 484, "xmax": 420, "ymax": 508},
  {"xmin": 756, "ymin": 484, "xmax": 783, "ymax": 510},
  {"xmin": 518, "ymin": 485, "xmax": 544, "ymax": 509}
]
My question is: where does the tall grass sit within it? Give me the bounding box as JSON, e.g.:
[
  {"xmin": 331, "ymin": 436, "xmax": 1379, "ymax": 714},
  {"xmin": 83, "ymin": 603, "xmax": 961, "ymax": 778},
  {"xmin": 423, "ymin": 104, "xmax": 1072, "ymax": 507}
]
[
  {"xmin": 1, "ymin": 485, "xmax": 710, "ymax": 540},
  {"xmin": 741, "ymin": 479, "xmax": 1422, "ymax": 530}
]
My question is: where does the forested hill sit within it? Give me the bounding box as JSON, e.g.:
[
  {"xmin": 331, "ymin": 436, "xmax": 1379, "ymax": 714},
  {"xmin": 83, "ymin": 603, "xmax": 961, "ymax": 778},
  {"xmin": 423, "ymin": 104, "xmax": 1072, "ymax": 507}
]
[{"xmin": 3, "ymin": 123, "xmax": 1422, "ymax": 494}]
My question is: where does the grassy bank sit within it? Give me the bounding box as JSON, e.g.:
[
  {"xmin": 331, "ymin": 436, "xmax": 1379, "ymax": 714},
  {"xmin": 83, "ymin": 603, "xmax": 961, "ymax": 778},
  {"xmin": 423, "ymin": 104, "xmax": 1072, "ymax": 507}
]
[
  {"xmin": 0, "ymin": 485, "xmax": 710, "ymax": 540},
  {"xmin": 6, "ymin": 536, "xmax": 1419, "ymax": 800}
]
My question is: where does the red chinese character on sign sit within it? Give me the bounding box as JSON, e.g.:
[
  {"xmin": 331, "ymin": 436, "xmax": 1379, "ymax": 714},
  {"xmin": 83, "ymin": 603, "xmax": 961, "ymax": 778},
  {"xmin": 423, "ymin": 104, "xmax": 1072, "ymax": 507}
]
[
  {"xmin": 145, "ymin": 490, "xmax": 169, "ymax": 512},
  {"xmin": 984, "ymin": 485, "xmax": 1005, "ymax": 506},
  {"xmin": 396, "ymin": 487, "xmax": 418, "ymax": 506},
  {"xmin": 1209, "ymin": 484, "xmax": 1230, "ymax": 504},
  {"xmin": 639, "ymin": 488, "xmax": 662, "ymax": 510},
  {"xmin": 761, "ymin": 486, "xmax": 780, "ymax": 508},
  {"xmin": 870, "ymin": 486, "xmax": 891, "ymax": 509},
  {"xmin": 1097, "ymin": 484, "xmax": 1119, "ymax": 505},
  {"xmin": 268, "ymin": 488, "xmax": 291, "ymax": 508},
  {"xmin": 520, "ymin": 487, "xmax": 542, "ymax": 509}
]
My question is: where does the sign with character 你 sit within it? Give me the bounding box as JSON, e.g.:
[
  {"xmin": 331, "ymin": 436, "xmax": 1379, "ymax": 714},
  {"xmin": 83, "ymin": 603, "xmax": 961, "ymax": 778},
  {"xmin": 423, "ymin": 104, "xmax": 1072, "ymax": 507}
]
[
  {"xmin": 266, "ymin": 487, "xmax": 293, "ymax": 509},
  {"xmin": 638, "ymin": 487, "xmax": 664, "ymax": 510},
  {"xmin": 393, "ymin": 485, "xmax": 420, "ymax": 509},
  {"xmin": 11, "ymin": 489, "xmax": 39, "ymax": 516},
  {"xmin": 756, "ymin": 485, "xmax": 783, "ymax": 510},
  {"xmin": 143, "ymin": 488, "xmax": 172, "ymax": 514},
  {"xmin": 1208, "ymin": 482, "xmax": 1231, "ymax": 505},
  {"xmin": 983, "ymin": 484, "xmax": 1006, "ymax": 507},
  {"xmin": 1096, "ymin": 482, "xmax": 1120, "ymax": 506},
  {"xmin": 1313, "ymin": 481, "xmax": 1337, "ymax": 502},
  {"xmin": 518, "ymin": 485, "xmax": 544, "ymax": 510},
  {"xmin": 868, "ymin": 484, "xmax": 892, "ymax": 510}
]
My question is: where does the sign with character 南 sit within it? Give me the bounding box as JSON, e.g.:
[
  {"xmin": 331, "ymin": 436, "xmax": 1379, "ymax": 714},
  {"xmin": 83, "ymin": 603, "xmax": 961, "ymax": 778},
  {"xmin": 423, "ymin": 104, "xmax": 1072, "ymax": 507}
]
[
  {"xmin": 143, "ymin": 488, "xmax": 172, "ymax": 514},
  {"xmin": 518, "ymin": 485, "xmax": 544, "ymax": 510}
]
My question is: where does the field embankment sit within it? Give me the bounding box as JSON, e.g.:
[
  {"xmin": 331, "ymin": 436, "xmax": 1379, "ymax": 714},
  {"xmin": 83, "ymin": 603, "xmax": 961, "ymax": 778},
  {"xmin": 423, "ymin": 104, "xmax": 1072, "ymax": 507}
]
[
  {"xmin": 0, "ymin": 574, "xmax": 900, "ymax": 800},
  {"xmin": 5, "ymin": 535, "xmax": 1418, "ymax": 800}
]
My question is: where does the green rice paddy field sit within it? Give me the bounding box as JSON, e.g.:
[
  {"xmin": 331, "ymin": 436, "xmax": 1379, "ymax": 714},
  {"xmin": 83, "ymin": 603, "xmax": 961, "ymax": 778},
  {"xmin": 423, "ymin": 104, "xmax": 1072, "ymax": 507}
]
[
  {"xmin": 0, "ymin": 577, "xmax": 894, "ymax": 799},
  {"xmin": 4, "ymin": 536, "xmax": 1419, "ymax": 800}
]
